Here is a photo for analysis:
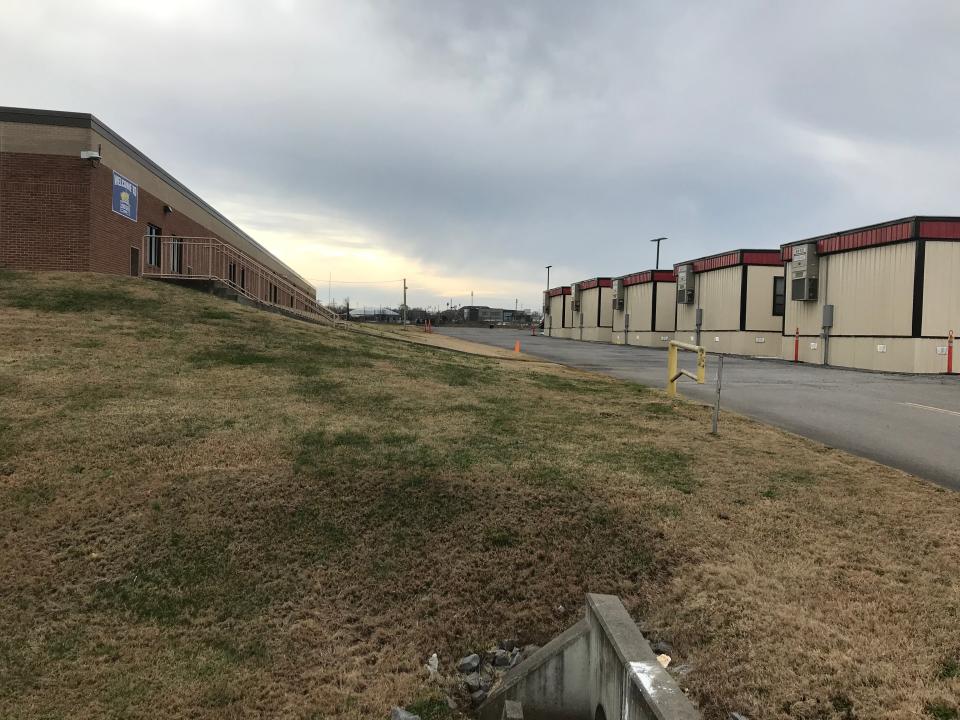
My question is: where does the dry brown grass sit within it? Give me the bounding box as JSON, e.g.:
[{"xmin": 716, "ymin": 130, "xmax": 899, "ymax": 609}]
[{"xmin": 0, "ymin": 271, "xmax": 958, "ymax": 720}]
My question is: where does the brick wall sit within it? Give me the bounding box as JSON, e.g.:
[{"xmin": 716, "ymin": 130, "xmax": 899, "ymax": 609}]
[
  {"xmin": 87, "ymin": 163, "xmax": 300, "ymax": 308},
  {"xmin": 0, "ymin": 152, "xmax": 91, "ymax": 271},
  {"xmin": 1, "ymin": 149, "xmax": 307, "ymax": 313}
]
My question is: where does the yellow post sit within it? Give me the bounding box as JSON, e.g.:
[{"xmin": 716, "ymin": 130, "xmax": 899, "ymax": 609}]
[
  {"xmin": 666, "ymin": 342, "xmax": 678, "ymax": 397},
  {"xmin": 666, "ymin": 340, "xmax": 706, "ymax": 397}
]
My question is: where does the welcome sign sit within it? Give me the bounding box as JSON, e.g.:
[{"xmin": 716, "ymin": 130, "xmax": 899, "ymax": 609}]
[{"xmin": 112, "ymin": 171, "xmax": 138, "ymax": 221}]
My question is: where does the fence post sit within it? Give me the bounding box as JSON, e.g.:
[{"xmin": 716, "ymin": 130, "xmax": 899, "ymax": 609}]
[
  {"xmin": 711, "ymin": 354, "xmax": 724, "ymax": 435},
  {"xmin": 667, "ymin": 343, "xmax": 678, "ymax": 397}
]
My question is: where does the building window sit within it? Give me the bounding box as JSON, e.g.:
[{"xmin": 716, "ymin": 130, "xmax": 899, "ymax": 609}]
[
  {"xmin": 228, "ymin": 262, "xmax": 236, "ymax": 285},
  {"xmin": 146, "ymin": 224, "xmax": 162, "ymax": 267},
  {"xmin": 772, "ymin": 276, "xmax": 785, "ymax": 317},
  {"xmin": 269, "ymin": 283, "xmax": 278, "ymax": 303},
  {"xmin": 240, "ymin": 268, "xmax": 246, "ymax": 290},
  {"xmin": 170, "ymin": 237, "xmax": 183, "ymax": 274}
]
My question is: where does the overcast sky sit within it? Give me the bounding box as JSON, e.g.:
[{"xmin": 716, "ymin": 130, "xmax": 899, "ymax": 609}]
[{"xmin": 4, "ymin": 1, "xmax": 960, "ymax": 309}]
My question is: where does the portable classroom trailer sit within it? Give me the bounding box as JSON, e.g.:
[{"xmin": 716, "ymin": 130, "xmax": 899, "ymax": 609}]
[
  {"xmin": 674, "ymin": 250, "xmax": 784, "ymax": 356},
  {"xmin": 610, "ymin": 270, "xmax": 677, "ymax": 346},
  {"xmin": 571, "ymin": 277, "xmax": 613, "ymax": 342},
  {"xmin": 543, "ymin": 286, "xmax": 574, "ymax": 338},
  {"xmin": 780, "ymin": 216, "xmax": 960, "ymax": 373}
]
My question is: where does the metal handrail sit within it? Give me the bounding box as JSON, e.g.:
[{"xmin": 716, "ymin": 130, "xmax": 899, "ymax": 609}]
[
  {"xmin": 666, "ymin": 340, "xmax": 706, "ymax": 397},
  {"xmin": 141, "ymin": 235, "xmax": 343, "ymax": 326}
]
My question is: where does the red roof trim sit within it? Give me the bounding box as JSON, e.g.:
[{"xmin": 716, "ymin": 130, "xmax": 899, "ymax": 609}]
[
  {"xmin": 783, "ymin": 220, "xmax": 917, "ymax": 259},
  {"xmin": 696, "ymin": 251, "xmax": 740, "ymax": 272},
  {"xmin": 675, "ymin": 249, "xmax": 780, "ymax": 273},
  {"xmin": 741, "ymin": 251, "xmax": 782, "ymax": 266},
  {"xmin": 821, "ymin": 221, "xmax": 912, "ymax": 254},
  {"xmin": 547, "ymin": 286, "xmax": 571, "ymax": 297},
  {"xmin": 621, "ymin": 270, "xmax": 677, "ymax": 286},
  {"xmin": 919, "ymin": 219, "xmax": 960, "ymax": 239},
  {"xmin": 782, "ymin": 216, "xmax": 960, "ymax": 259},
  {"xmin": 576, "ymin": 277, "xmax": 612, "ymax": 290}
]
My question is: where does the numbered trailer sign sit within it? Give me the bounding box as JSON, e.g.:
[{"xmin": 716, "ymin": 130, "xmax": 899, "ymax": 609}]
[{"xmin": 111, "ymin": 171, "xmax": 138, "ymax": 221}]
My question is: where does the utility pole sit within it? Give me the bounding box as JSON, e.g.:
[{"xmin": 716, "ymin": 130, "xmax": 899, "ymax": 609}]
[
  {"xmin": 545, "ymin": 265, "xmax": 552, "ymax": 290},
  {"xmin": 402, "ymin": 278, "xmax": 407, "ymax": 329},
  {"xmin": 650, "ymin": 237, "xmax": 667, "ymax": 269},
  {"xmin": 471, "ymin": 290, "xmax": 474, "ymax": 306}
]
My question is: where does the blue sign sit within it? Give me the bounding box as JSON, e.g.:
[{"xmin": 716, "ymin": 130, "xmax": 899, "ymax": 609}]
[{"xmin": 111, "ymin": 171, "xmax": 138, "ymax": 221}]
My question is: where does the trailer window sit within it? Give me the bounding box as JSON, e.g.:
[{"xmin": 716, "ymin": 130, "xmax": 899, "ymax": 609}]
[{"xmin": 772, "ymin": 276, "xmax": 785, "ymax": 317}]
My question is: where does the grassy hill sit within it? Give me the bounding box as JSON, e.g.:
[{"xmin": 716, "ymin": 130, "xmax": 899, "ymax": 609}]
[{"xmin": 0, "ymin": 271, "xmax": 958, "ymax": 720}]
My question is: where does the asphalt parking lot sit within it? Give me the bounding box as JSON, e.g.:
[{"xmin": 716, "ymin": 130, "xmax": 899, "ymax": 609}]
[{"xmin": 437, "ymin": 327, "xmax": 960, "ymax": 490}]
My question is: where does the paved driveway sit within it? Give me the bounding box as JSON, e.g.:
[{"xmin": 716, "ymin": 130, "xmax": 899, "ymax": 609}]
[{"xmin": 437, "ymin": 327, "xmax": 960, "ymax": 490}]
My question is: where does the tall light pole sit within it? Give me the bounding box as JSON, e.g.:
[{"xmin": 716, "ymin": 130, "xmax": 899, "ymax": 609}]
[
  {"xmin": 545, "ymin": 264, "xmax": 552, "ymax": 290},
  {"xmin": 650, "ymin": 237, "xmax": 667, "ymax": 269}
]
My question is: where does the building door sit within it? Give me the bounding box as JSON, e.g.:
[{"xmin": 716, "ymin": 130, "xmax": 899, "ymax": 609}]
[
  {"xmin": 130, "ymin": 247, "xmax": 140, "ymax": 277},
  {"xmin": 171, "ymin": 238, "xmax": 183, "ymax": 274},
  {"xmin": 146, "ymin": 224, "xmax": 162, "ymax": 268}
]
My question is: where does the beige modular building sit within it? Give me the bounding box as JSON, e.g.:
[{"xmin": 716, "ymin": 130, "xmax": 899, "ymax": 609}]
[
  {"xmin": 780, "ymin": 216, "xmax": 960, "ymax": 373},
  {"xmin": 571, "ymin": 277, "xmax": 613, "ymax": 342},
  {"xmin": 543, "ymin": 286, "xmax": 574, "ymax": 338},
  {"xmin": 610, "ymin": 270, "xmax": 677, "ymax": 346},
  {"xmin": 674, "ymin": 249, "xmax": 784, "ymax": 356}
]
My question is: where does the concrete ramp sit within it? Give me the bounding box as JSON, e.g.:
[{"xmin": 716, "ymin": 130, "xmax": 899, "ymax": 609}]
[{"xmin": 479, "ymin": 594, "xmax": 700, "ymax": 720}]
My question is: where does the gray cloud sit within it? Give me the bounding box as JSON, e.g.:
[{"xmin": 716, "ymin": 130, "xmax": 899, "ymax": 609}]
[{"xmin": 3, "ymin": 0, "xmax": 960, "ymax": 306}]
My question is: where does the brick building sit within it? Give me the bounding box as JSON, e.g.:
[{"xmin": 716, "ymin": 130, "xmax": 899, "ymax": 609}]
[{"xmin": 0, "ymin": 106, "xmax": 332, "ymax": 321}]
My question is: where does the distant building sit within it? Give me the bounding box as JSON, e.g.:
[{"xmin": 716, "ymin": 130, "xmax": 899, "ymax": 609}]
[
  {"xmin": 460, "ymin": 305, "xmax": 532, "ymax": 324},
  {"xmin": 571, "ymin": 277, "xmax": 613, "ymax": 342},
  {"xmin": 611, "ymin": 270, "xmax": 676, "ymax": 347},
  {"xmin": 461, "ymin": 306, "xmax": 502, "ymax": 323},
  {"xmin": 348, "ymin": 307, "xmax": 400, "ymax": 323},
  {"xmin": 543, "ymin": 286, "xmax": 573, "ymax": 338}
]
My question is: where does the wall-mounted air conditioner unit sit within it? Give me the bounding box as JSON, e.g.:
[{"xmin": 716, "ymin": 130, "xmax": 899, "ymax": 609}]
[
  {"xmin": 676, "ymin": 264, "xmax": 695, "ymax": 304},
  {"xmin": 612, "ymin": 278, "xmax": 625, "ymax": 311},
  {"xmin": 791, "ymin": 243, "xmax": 819, "ymax": 301}
]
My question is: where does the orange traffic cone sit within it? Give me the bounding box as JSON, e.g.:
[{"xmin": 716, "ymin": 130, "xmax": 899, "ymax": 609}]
[{"xmin": 514, "ymin": 340, "xmax": 521, "ymax": 353}]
